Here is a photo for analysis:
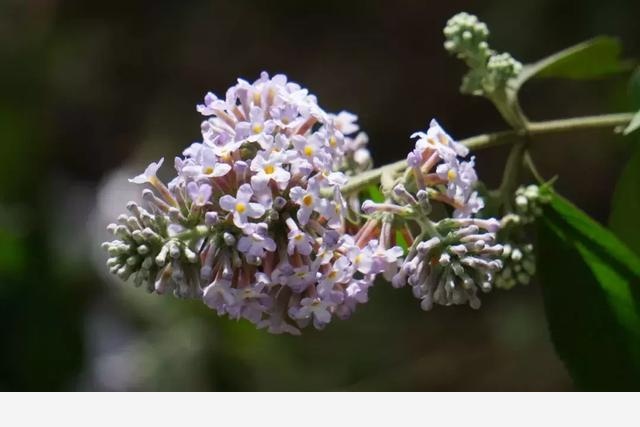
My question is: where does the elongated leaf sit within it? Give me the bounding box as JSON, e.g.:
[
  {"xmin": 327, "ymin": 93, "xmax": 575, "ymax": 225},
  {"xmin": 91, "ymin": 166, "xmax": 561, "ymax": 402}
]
[
  {"xmin": 538, "ymin": 193, "xmax": 640, "ymax": 390},
  {"xmin": 610, "ymin": 146, "xmax": 640, "ymax": 254},
  {"xmin": 517, "ymin": 37, "xmax": 630, "ymax": 87}
]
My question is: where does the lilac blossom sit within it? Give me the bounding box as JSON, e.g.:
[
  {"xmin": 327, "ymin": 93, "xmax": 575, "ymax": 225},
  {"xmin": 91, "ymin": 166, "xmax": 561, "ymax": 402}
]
[
  {"xmin": 104, "ymin": 71, "xmax": 377, "ymax": 335},
  {"xmin": 129, "ymin": 158, "xmax": 164, "ymax": 185},
  {"xmin": 187, "ymin": 182, "xmax": 212, "ymax": 207},
  {"xmin": 219, "ymin": 184, "xmax": 266, "ymax": 228},
  {"xmin": 237, "ymin": 223, "xmax": 277, "ymax": 258},
  {"xmin": 289, "ymin": 183, "xmax": 322, "ymax": 225},
  {"xmin": 250, "ymin": 151, "xmax": 291, "ymax": 190}
]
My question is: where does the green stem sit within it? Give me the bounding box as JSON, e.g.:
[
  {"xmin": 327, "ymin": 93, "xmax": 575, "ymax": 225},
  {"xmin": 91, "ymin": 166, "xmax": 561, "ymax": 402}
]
[
  {"xmin": 524, "ymin": 150, "xmax": 547, "ymax": 184},
  {"xmin": 341, "ymin": 112, "xmax": 634, "ymax": 195},
  {"xmin": 497, "ymin": 141, "xmax": 526, "ymax": 210}
]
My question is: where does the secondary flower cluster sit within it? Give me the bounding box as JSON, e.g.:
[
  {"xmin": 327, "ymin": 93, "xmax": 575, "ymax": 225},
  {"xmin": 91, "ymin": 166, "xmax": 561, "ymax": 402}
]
[
  {"xmin": 361, "ymin": 120, "xmax": 504, "ymax": 310},
  {"xmin": 103, "ymin": 72, "xmax": 387, "ymax": 335}
]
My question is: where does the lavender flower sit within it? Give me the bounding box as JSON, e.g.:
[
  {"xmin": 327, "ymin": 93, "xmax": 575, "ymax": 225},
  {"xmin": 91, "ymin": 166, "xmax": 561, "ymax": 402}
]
[
  {"xmin": 129, "ymin": 158, "xmax": 165, "ymax": 185},
  {"xmin": 219, "ymin": 184, "xmax": 266, "ymax": 228},
  {"xmin": 103, "ymin": 72, "xmax": 377, "ymax": 334}
]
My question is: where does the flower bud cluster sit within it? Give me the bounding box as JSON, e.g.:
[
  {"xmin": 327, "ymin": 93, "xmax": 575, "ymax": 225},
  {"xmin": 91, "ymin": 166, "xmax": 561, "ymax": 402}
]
[
  {"xmin": 487, "ymin": 53, "xmax": 523, "ymax": 82},
  {"xmin": 103, "ymin": 201, "xmax": 202, "ymax": 298},
  {"xmin": 494, "ymin": 242, "xmax": 535, "ymax": 290},
  {"xmin": 361, "ymin": 120, "xmax": 504, "ymax": 311},
  {"xmin": 103, "ymin": 72, "xmax": 388, "ymax": 335},
  {"xmin": 394, "ymin": 218, "xmax": 503, "ymax": 310},
  {"xmin": 494, "ymin": 184, "xmax": 549, "ymax": 289},
  {"xmin": 514, "ymin": 184, "xmax": 551, "ymax": 224},
  {"xmin": 444, "ymin": 12, "xmax": 491, "ymax": 67},
  {"xmin": 444, "ymin": 12, "xmax": 522, "ymax": 96}
]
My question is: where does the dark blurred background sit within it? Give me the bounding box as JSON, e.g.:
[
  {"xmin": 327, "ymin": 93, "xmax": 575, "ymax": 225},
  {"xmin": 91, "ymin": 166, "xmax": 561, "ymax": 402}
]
[{"xmin": 1, "ymin": 0, "xmax": 638, "ymax": 391}]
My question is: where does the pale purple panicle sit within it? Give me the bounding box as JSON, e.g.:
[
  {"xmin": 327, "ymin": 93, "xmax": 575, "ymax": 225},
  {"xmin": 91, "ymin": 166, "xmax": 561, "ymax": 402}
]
[{"xmin": 103, "ymin": 72, "xmax": 385, "ymax": 334}]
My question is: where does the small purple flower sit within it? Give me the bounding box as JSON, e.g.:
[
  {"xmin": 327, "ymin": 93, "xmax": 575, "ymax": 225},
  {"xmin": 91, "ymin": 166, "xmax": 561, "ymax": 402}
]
[
  {"xmin": 289, "ymin": 297, "xmax": 333, "ymax": 328},
  {"xmin": 348, "ymin": 245, "xmax": 375, "ymax": 274},
  {"xmin": 237, "ymin": 223, "xmax": 277, "ymax": 258},
  {"xmin": 182, "ymin": 147, "xmax": 231, "ymax": 179},
  {"xmin": 288, "ymin": 264, "xmax": 317, "ymax": 292},
  {"xmin": 318, "ymin": 187, "xmax": 346, "ymax": 229},
  {"xmin": 286, "ymin": 218, "xmax": 314, "ymax": 256},
  {"xmin": 289, "ymin": 183, "xmax": 321, "ymax": 225},
  {"xmin": 203, "ymin": 279, "xmax": 236, "ymax": 315},
  {"xmin": 317, "ymin": 256, "xmax": 352, "ymax": 292},
  {"xmin": 250, "ymin": 152, "xmax": 291, "ymax": 190},
  {"xmin": 245, "ymin": 106, "xmax": 275, "ymax": 147},
  {"xmin": 129, "ymin": 158, "xmax": 164, "ymax": 185},
  {"xmin": 373, "ymin": 245, "xmax": 404, "ymax": 280},
  {"xmin": 332, "ymin": 111, "xmax": 359, "ymax": 136},
  {"xmin": 187, "ymin": 182, "xmax": 212, "ymax": 207},
  {"xmin": 219, "ymin": 184, "xmax": 266, "ymax": 228},
  {"xmin": 196, "ymin": 92, "xmax": 221, "ymax": 116},
  {"xmin": 292, "ymin": 133, "xmax": 326, "ymax": 162}
]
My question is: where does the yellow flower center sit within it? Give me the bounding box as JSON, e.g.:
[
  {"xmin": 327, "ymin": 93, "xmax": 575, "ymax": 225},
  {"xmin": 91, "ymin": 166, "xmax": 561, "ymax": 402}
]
[
  {"xmin": 252, "ymin": 123, "xmax": 263, "ymax": 134},
  {"xmin": 252, "ymin": 91, "xmax": 261, "ymax": 105},
  {"xmin": 329, "ymin": 136, "xmax": 337, "ymax": 147},
  {"xmin": 303, "ymin": 146, "xmax": 314, "ymax": 157},
  {"xmin": 235, "ymin": 202, "xmax": 247, "ymax": 213},
  {"xmin": 302, "ymin": 194, "xmax": 313, "ymax": 207},
  {"xmin": 294, "ymin": 234, "xmax": 303, "ymax": 241},
  {"xmin": 328, "ymin": 271, "xmax": 337, "ymax": 279},
  {"xmin": 263, "ymin": 164, "xmax": 275, "ymax": 175},
  {"xmin": 203, "ymin": 166, "xmax": 214, "ymax": 175},
  {"xmin": 447, "ymin": 169, "xmax": 457, "ymax": 182}
]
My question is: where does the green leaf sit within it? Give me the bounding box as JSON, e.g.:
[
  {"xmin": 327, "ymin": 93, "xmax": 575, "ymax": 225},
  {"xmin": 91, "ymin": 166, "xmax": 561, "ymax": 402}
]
[
  {"xmin": 610, "ymin": 146, "xmax": 640, "ymax": 254},
  {"xmin": 516, "ymin": 36, "xmax": 631, "ymax": 87},
  {"xmin": 366, "ymin": 184, "xmax": 385, "ymax": 203},
  {"xmin": 538, "ymin": 192, "xmax": 640, "ymax": 390}
]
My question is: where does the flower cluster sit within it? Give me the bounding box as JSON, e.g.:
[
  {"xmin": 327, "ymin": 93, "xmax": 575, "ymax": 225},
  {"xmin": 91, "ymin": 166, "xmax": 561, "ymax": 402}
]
[
  {"xmin": 361, "ymin": 120, "xmax": 503, "ymax": 310},
  {"xmin": 104, "ymin": 72, "xmax": 387, "ymax": 335},
  {"xmin": 103, "ymin": 71, "xmax": 509, "ymax": 333}
]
